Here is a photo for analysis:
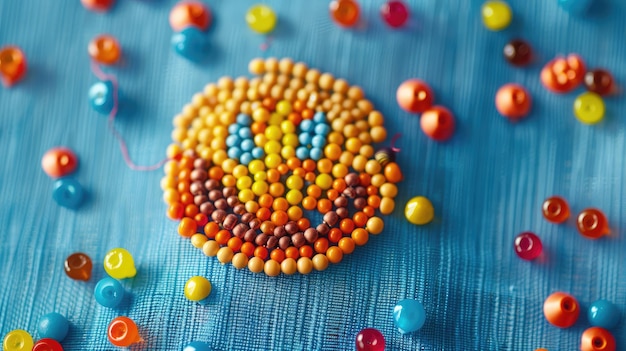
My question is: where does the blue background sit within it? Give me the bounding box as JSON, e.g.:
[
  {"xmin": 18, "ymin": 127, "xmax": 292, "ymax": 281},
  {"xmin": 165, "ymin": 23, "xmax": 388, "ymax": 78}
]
[{"xmin": 1, "ymin": 0, "xmax": 626, "ymax": 350}]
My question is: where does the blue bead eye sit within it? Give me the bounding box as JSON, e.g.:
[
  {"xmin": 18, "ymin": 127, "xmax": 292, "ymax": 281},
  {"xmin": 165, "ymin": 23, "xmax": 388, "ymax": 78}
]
[
  {"xmin": 52, "ymin": 178, "xmax": 84, "ymax": 209},
  {"xmin": 94, "ymin": 277, "xmax": 125, "ymax": 308},
  {"xmin": 37, "ymin": 312, "xmax": 69, "ymax": 342},
  {"xmin": 88, "ymin": 80, "xmax": 115, "ymax": 115},
  {"xmin": 393, "ymin": 299, "xmax": 426, "ymax": 334}
]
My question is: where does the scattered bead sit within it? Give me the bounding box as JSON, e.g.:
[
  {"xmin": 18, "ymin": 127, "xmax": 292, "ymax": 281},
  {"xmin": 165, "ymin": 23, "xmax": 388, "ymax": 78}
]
[
  {"xmin": 53, "ymin": 178, "xmax": 84, "ymax": 209},
  {"xmin": 543, "ymin": 291, "xmax": 580, "ymax": 328},
  {"xmin": 588, "ymin": 299, "xmax": 621, "ymax": 330},
  {"xmin": 64, "ymin": 252, "xmax": 92, "ymax": 281},
  {"xmin": 81, "ymin": 0, "xmax": 115, "ymax": 12},
  {"xmin": 580, "ymin": 327, "xmax": 616, "ymax": 351},
  {"xmin": 542, "ymin": 196, "xmax": 570, "ymax": 224},
  {"xmin": 330, "ymin": 0, "xmax": 361, "ymax": 27},
  {"xmin": 503, "ymin": 39, "xmax": 532, "ymax": 66},
  {"xmin": 577, "ymin": 208, "xmax": 609, "ymax": 239},
  {"xmin": 513, "ymin": 232, "xmax": 542, "ymax": 260},
  {"xmin": 246, "ymin": 4, "xmax": 277, "ymax": 34},
  {"xmin": 393, "ymin": 299, "xmax": 426, "ymax": 334},
  {"xmin": 184, "ymin": 341, "xmax": 212, "ymax": 351},
  {"xmin": 559, "ymin": 0, "xmax": 594, "ymax": 15},
  {"xmin": 495, "ymin": 83, "xmax": 532, "ymax": 121},
  {"xmin": 104, "ymin": 248, "xmax": 137, "ymax": 279},
  {"xmin": 172, "ymin": 27, "xmax": 210, "ymax": 62},
  {"xmin": 37, "ymin": 313, "xmax": 69, "ymax": 342},
  {"xmin": 88, "ymin": 35, "xmax": 121, "ymax": 65},
  {"xmin": 404, "ymin": 196, "xmax": 434, "ymax": 225},
  {"xmin": 3, "ymin": 330, "xmax": 34, "ymax": 351},
  {"xmin": 355, "ymin": 328, "xmax": 385, "ymax": 351},
  {"xmin": 380, "ymin": 1, "xmax": 409, "ymax": 28},
  {"xmin": 184, "ymin": 276, "xmax": 212, "ymax": 304},
  {"xmin": 95, "ymin": 277, "xmax": 125, "ymax": 308},
  {"xmin": 540, "ymin": 54, "xmax": 586, "ymax": 93},
  {"xmin": 396, "ymin": 79, "xmax": 433, "ymax": 114},
  {"xmin": 0, "ymin": 46, "xmax": 27, "ymax": 87},
  {"xmin": 42, "ymin": 147, "xmax": 78, "ymax": 179},
  {"xmin": 584, "ymin": 69, "xmax": 614, "ymax": 96},
  {"xmin": 574, "ymin": 92, "xmax": 605, "ymax": 125},
  {"xmin": 32, "ymin": 339, "xmax": 64, "ymax": 351},
  {"xmin": 420, "ymin": 106, "xmax": 455, "ymax": 141},
  {"xmin": 482, "ymin": 1, "xmax": 512, "ymax": 31},
  {"xmin": 170, "ymin": 1, "xmax": 212, "ymax": 32},
  {"xmin": 89, "ymin": 80, "xmax": 115, "ymax": 115},
  {"xmin": 107, "ymin": 316, "xmax": 141, "ymax": 347}
]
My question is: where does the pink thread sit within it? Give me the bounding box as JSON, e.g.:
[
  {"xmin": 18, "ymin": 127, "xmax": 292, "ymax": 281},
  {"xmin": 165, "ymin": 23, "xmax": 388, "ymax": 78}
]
[
  {"xmin": 390, "ymin": 133, "xmax": 401, "ymax": 153},
  {"xmin": 91, "ymin": 62, "xmax": 168, "ymax": 171}
]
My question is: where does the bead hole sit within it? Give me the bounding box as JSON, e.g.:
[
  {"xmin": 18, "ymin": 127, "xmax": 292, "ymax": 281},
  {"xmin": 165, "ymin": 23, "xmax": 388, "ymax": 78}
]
[
  {"xmin": 583, "ymin": 215, "xmax": 598, "ymax": 230},
  {"xmin": 561, "ymin": 298, "xmax": 576, "ymax": 312},
  {"xmin": 0, "ymin": 52, "xmax": 14, "ymax": 64},
  {"xmin": 548, "ymin": 203, "xmax": 561, "ymax": 215},
  {"xmin": 111, "ymin": 322, "xmax": 128, "ymax": 340},
  {"xmin": 592, "ymin": 336, "xmax": 606, "ymax": 349},
  {"xmin": 68, "ymin": 255, "xmax": 86, "ymax": 269}
]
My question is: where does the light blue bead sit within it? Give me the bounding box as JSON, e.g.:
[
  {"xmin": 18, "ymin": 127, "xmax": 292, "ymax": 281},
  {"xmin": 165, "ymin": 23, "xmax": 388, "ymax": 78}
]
[
  {"xmin": 238, "ymin": 127, "xmax": 252, "ymax": 139},
  {"xmin": 237, "ymin": 114, "xmax": 252, "ymax": 126},
  {"xmin": 251, "ymin": 147, "xmax": 264, "ymax": 159},
  {"xmin": 228, "ymin": 124, "xmax": 240, "ymax": 134},
  {"xmin": 300, "ymin": 119, "xmax": 313, "ymax": 132},
  {"xmin": 309, "ymin": 147, "xmax": 322, "ymax": 161},
  {"xmin": 589, "ymin": 299, "xmax": 621, "ymax": 329},
  {"xmin": 38, "ymin": 312, "xmax": 69, "ymax": 342},
  {"xmin": 171, "ymin": 27, "xmax": 209, "ymax": 62},
  {"xmin": 558, "ymin": 0, "xmax": 593, "ymax": 15},
  {"xmin": 313, "ymin": 112, "xmax": 327, "ymax": 123},
  {"xmin": 240, "ymin": 153, "xmax": 252, "ymax": 165},
  {"xmin": 311, "ymin": 135, "xmax": 326, "ymax": 148},
  {"xmin": 227, "ymin": 147, "xmax": 242, "ymax": 159},
  {"xmin": 393, "ymin": 299, "xmax": 426, "ymax": 334},
  {"xmin": 314, "ymin": 123, "xmax": 330, "ymax": 136},
  {"xmin": 296, "ymin": 147, "xmax": 310, "ymax": 160},
  {"xmin": 53, "ymin": 178, "xmax": 84, "ymax": 209},
  {"xmin": 183, "ymin": 341, "xmax": 212, "ymax": 351},
  {"xmin": 241, "ymin": 139, "xmax": 254, "ymax": 152},
  {"xmin": 94, "ymin": 277, "xmax": 125, "ymax": 308},
  {"xmin": 299, "ymin": 133, "xmax": 312, "ymax": 146},
  {"xmin": 88, "ymin": 80, "xmax": 115, "ymax": 115},
  {"xmin": 225, "ymin": 135, "xmax": 240, "ymax": 148}
]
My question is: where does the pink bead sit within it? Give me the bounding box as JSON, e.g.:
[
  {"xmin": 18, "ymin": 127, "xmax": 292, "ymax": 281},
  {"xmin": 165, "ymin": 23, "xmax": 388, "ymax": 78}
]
[
  {"xmin": 381, "ymin": 1, "xmax": 409, "ymax": 28},
  {"xmin": 355, "ymin": 328, "xmax": 385, "ymax": 351},
  {"xmin": 514, "ymin": 232, "xmax": 542, "ymax": 260}
]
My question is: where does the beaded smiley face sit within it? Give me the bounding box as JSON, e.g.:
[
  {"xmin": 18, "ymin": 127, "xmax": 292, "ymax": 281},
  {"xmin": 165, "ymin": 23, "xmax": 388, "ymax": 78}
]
[{"xmin": 162, "ymin": 58, "xmax": 402, "ymax": 276}]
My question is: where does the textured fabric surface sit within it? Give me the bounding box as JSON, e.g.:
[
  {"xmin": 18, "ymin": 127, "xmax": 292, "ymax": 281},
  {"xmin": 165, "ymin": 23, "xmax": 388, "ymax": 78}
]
[{"xmin": 1, "ymin": 0, "xmax": 626, "ymax": 350}]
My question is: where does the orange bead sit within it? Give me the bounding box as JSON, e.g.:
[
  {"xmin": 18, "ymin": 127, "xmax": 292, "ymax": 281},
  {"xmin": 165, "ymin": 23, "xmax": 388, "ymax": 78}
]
[
  {"xmin": 396, "ymin": 79, "xmax": 434, "ymax": 113},
  {"xmin": 271, "ymin": 210, "xmax": 289, "ymax": 226},
  {"xmin": 363, "ymin": 206, "xmax": 376, "ymax": 218},
  {"xmin": 297, "ymin": 218, "xmax": 311, "ymax": 231},
  {"xmin": 260, "ymin": 221, "xmax": 276, "ymax": 234},
  {"xmin": 317, "ymin": 199, "xmax": 333, "ymax": 214},
  {"xmin": 338, "ymin": 237, "xmax": 356, "ymax": 254},
  {"xmin": 543, "ymin": 292, "xmax": 580, "ymax": 328},
  {"xmin": 314, "ymin": 238, "xmax": 329, "ymax": 254},
  {"xmin": 256, "ymin": 207, "xmax": 271, "ymax": 221},
  {"xmin": 332, "ymin": 179, "xmax": 347, "ymax": 192},
  {"xmin": 267, "ymin": 169, "xmax": 281, "ymax": 183},
  {"xmin": 177, "ymin": 180, "xmax": 190, "ymax": 193},
  {"xmin": 351, "ymin": 228, "xmax": 369, "ymax": 246},
  {"xmin": 301, "ymin": 109, "xmax": 314, "ymax": 120},
  {"xmin": 270, "ymin": 248, "xmax": 286, "ymax": 263},
  {"xmin": 272, "ymin": 197, "xmax": 289, "ymax": 211},
  {"xmin": 0, "ymin": 46, "xmax": 27, "ymax": 87},
  {"xmin": 240, "ymin": 242, "xmax": 255, "ymax": 257},
  {"xmin": 193, "ymin": 213, "xmax": 208, "ymax": 227},
  {"xmin": 293, "ymin": 100, "xmax": 305, "ymax": 112},
  {"xmin": 227, "ymin": 237, "xmax": 243, "ymax": 252},
  {"xmin": 180, "ymin": 192, "xmax": 194, "ymax": 205},
  {"xmin": 287, "ymin": 157, "xmax": 301, "ymax": 170},
  {"xmin": 107, "ymin": 316, "xmax": 140, "ymax": 347},
  {"xmin": 285, "ymin": 246, "xmax": 300, "ymax": 259},
  {"xmin": 339, "ymin": 218, "xmax": 355, "ymax": 234},
  {"xmin": 287, "ymin": 206, "xmax": 303, "ymax": 221},
  {"xmin": 204, "ymin": 222, "xmax": 219, "ymax": 238},
  {"xmin": 288, "ymin": 112, "xmax": 302, "ymax": 125},
  {"xmin": 353, "ymin": 212, "xmax": 368, "ymax": 227},
  {"xmin": 495, "ymin": 83, "xmax": 532, "ymax": 121},
  {"xmin": 209, "ymin": 167, "xmax": 224, "ymax": 180},
  {"xmin": 330, "ymin": 0, "xmax": 360, "ymax": 27},
  {"xmin": 304, "ymin": 172, "xmax": 316, "ymax": 183},
  {"xmin": 368, "ymin": 195, "xmax": 381, "ymax": 208},
  {"xmin": 178, "ymin": 217, "xmax": 197, "ymax": 237},
  {"xmin": 277, "ymin": 164, "xmax": 289, "ymax": 175},
  {"xmin": 215, "ymin": 230, "xmax": 232, "ymax": 245},
  {"xmin": 41, "ymin": 147, "xmax": 78, "ymax": 178},
  {"xmin": 299, "ymin": 245, "xmax": 314, "ymax": 258},
  {"xmin": 88, "ymin": 35, "xmax": 121, "ymax": 66},
  {"xmin": 302, "ymin": 159, "xmax": 316, "ymax": 172},
  {"xmin": 302, "ymin": 196, "xmax": 318, "ymax": 210},
  {"xmin": 580, "ymin": 327, "xmax": 615, "ymax": 351},
  {"xmin": 421, "ymin": 106, "xmax": 455, "ymax": 141},
  {"xmin": 167, "ymin": 203, "xmax": 185, "ymax": 220},
  {"xmin": 81, "ymin": 0, "xmax": 115, "ymax": 12},
  {"xmin": 254, "ymin": 246, "xmax": 268, "ymax": 260},
  {"xmin": 293, "ymin": 167, "xmax": 306, "ymax": 178},
  {"xmin": 317, "ymin": 158, "xmax": 333, "ymax": 173},
  {"xmin": 359, "ymin": 173, "xmax": 371, "ymax": 187},
  {"xmin": 328, "ymin": 228, "xmax": 343, "ymax": 243},
  {"xmin": 258, "ymin": 193, "xmax": 274, "ymax": 208},
  {"xmin": 384, "ymin": 162, "xmax": 403, "ymax": 183},
  {"xmin": 326, "ymin": 189, "xmax": 339, "ymax": 201},
  {"xmin": 367, "ymin": 185, "xmax": 378, "ymax": 196},
  {"xmin": 541, "ymin": 54, "xmax": 586, "ymax": 94},
  {"xmin": 178, "ymin": 169, "xmax": 191, "ymax": 181},
  {"xmin": 326, "ymin": 246, "xmax": 343, "ymax": 264},
  {"xmin": 184, "ymin": 204, "xmax": 199, "ymax": 217},
  {"xmin": 262, "ymin": 97, "xmax": 277, "ymax": 111},
  {"xmin": 169, "ymin": 1, "xmax": 212, "ymax": 32},
  {"xmin": 307, "ymin": 184, "xmax": 322, "ymax": 198}
]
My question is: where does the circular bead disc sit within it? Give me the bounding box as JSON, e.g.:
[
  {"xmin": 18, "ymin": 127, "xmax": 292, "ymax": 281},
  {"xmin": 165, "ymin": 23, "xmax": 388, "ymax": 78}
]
[{"xmin": 574, "ymin": 92, "xmax": 605, "ymax": 125}]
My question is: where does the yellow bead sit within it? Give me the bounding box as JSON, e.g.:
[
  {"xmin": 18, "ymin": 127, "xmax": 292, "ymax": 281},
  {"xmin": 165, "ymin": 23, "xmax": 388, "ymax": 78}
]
[
  {"xmin": 276, "ymin": 100, "xmax": 292, "ymax": 115},
  {"xmin": 380, "ymin": 183, "xmax": 398, "ymax": 198},
  {"xmin": 281, "ymin": 146, "xmax": 296, "ymax": 159},
  {"xmin": 371, "ymin": 174, "xmax": 386, "ymax": 188},
  {"xmin": 245, "ymin": 200, "xmax": 260, "ymax": 213},
  {"xmin": 248, "ymin": 256, "xmax": 265, "ymax": 273},
  {"xmin": 345, "ymin": 137, "xmax": 362, "ymax": 153},
  {"xmin": 264, "ymin": 140, "xmax": 282, "ymax": 154},
  {"xmin": 280, "ymin": 120, "xmax": 295, "ymax": 134},
  {"xmin": 482, "ymin": 1, "xmax": 512, "ymax": 31},
  {"xmin": 269, "ymin": 183, "xmax": 285, "ymax": 197},
  {"xmin": 297, "ymin": 257, "xmax": 313, "ymax": 274},
  {"xmin": 312, "ymin": 254, "xmax": 329, "ymax": 271},
  {"xmin": 253, "ymin": 107, "xmax": 270, "ymax": 122},
  {"xmin": 184, "ymin": 276, "xmax": 212, "ymax": 301},
  {"xmin": 352, "ymin": 155, "xmax": 368, "ymax": 172},
  {"xmin": 287, "ymin": 206, "xmax": 303, "ymax": 220},
  {"xmin": 265, "ymin": 153, "xmax": 282, "ymax": 168},
  {"xmin": 265, "ymin": 125, "xmax": 283, "ymax": 140},
  {"xmin": 202, "ymin": 240, "xmax": 220, "ymax": 257},
  {"xmin": 286, "ymin": 189, "xmax": 303, "ymax": 205},
  {"xmin": 574, "ymin": 92, "xmax": 605, "ymax": 124},
  {"xmin": 160, "ymin": 176, "xmax": 176, "ymax": 191},
  {"xmin": 315, "ymin": 173, "xmax": 333, "ymax": 190},
  {"xmin": 366, "ymin": 217, "xmax": 384, "ymax": 235},
  {"xmin": 238, "ymin": 189, "xmax": 255, "ymax": 203},
  {"xmin": 268, "ymin": 112, "xmax": 284, "ymax": 126},
  {"xmin": 252, "ymin": 180, "xmax": 269, "ymax": 196},
  {"xmin": 281, "ymin": 258, "xmax": 297, "ymax": 275},
  {"xmin": 379, "ymin": 197, "xmax": 395, "ymax": 215},
  {"xmin": 364, "ymin": 159, "xmax": 382, "ymax": 175},
  {"xmin": 232, "ymin": 164, "xmax": 249, "ymax": 178},
  {"xmin": 254, "ymin": 172, "xmax": 267, "ymax": 182},
  {"xmin": 286, "ymin": 175, "xmax": 304, "ymax": 190},
  {"xmin": 163, "ymin": 188, "xmax": 180, "ymax": 205},
  {"xmin": 104, "ymin": 248, "xmax": 137, "ymax": 279},
  {"xmin": 236, "ymin": 176, "xmax": 252, "ymax": 190},
  {"xmin": 254, "ymin": 134, "xmax": 268, "ymax": 147},
  {"xmin": 282, "ymin": 133, "xmax": 299, "ymax": 147},
  {"xmin": 191, "ymin": 234, "xmax": 208, "ymax": 248},
  {"xmin": 332, "ymin": 163, "xmax": 349, "ymax": 178},
  {"xmin": 248, "ymin": 160, "xmax": 265, "ymax": 174},
  {"xmin": 264, "ymin": 259, "xmax": 281, "ymax": 276},
  {"xmin": 405, "ymin": 196, "xmax": 435, "ymax": 225},
  {"xmin": 217, "ymin": 247, "xmax": 234, "ymax": 264},
  {"xmin": 246, "ymin": 4, "xmax": 277, "ymax": 34},
  {"xmin": 3, "ymin": 330, "xmax": 33, "ymax": 351},
  {"xmin": 232, "ymin": 253, "xmax": 249, "ymax": 269}
]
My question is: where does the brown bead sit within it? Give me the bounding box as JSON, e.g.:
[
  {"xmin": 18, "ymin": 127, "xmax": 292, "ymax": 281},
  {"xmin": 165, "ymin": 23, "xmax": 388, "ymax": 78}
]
[
  {"xmin": 241, "ymin": 213, "xmax": 255, "ymax": 223},
  {"xmin": 194, "ymin": 194, "xmax": 208, "ymax": 206},
  {"xmin": 64, "ymin": 253, "xmax": 93, "ymax": 281},
  {"xmin": 199, "ymin": 202, "xmax": 214, "ymax": 215},
  {"xmin": 244, "ymin": 229, "xmax": 257, "ymax": 242},
  {"xmin": 336, "ymin": 207, "xmax": 348, "ymax": 219},
  {"xmin": 190, "ymin": 181, "xmax": 205, "ymax": 195},
  {"xmin": 260, "ymin": 221, "xmax": 275, "ymax": 234},
  {"xmin": 334, "ymin": 196, "xmax": 348, "ymax": 208},
  {"xmin": 255, "ymin": 233, "xmax": 269, "ymax": 246},
  {"xmin": 354, "ymin": 197, "xmax": 367, "ymax": 210},
  {"xmin": 345, "ymin": 173, "xmax": 360, "ymax": 187},
  {"xmin": 355, "ymin": 186, "xmax": 367, "ymax": 197},
  {"xmin": 304, "ymin": 228, "xmax": 319, "ymax": 243},
  {"xmin": 292, "ymin": 232, "xmax": 306, "ymax": 248},
  {"xmin": 204, "ymin": 179, "xmax": 219, "ymax": 191},
  {"xmin": 316, "ymin": 223, "xmax": 330, "ymax": 235},
  {"xmin": 193, "ymin": 158, "xmax": 209, "ymax": 169},
  {"xmin": 190, "ymin": 169, "xmax": 208, "ymax": 182},
  {"xmin": 266, "ymin": 236, "xmax": 278, "ymax": 249},
  {"xmin": 233, "ymin": 223, "xmax": 249, "ymax": 238},
  {"xmin": 223, "ymin": 187, "xmax": 237, "ymax": 197},
  {"xmin": 223, "ymin": 214, "xmax": 238, "ymax": 230},
  {"xmin": 323, "ymin": 211, "xmax": 339, "ymax": 226},
  {"xmin": 279, "ymin": 236, "xmax": 291, "ymax": 250},
  {"xmin": 227, "ymin": 195, "xmax": 240, "ymax": 207},
  {"xmin": 249, "ymin": 218, "xmax": 262, "ymax": 230},
  {"xmin": 285, "ymin": 221, "xmax": 299, "ymax": 234},
  {"xmin": 274, "ymin": 225, "xmax": 287, "ymax": 238},
  {"xmin": 214, "ymin": 198, "xmax": 228, "ymax": 210},
  {"xmin": 584, "ymin": 69, "xmax": 614, "ymax": 96},
  {"xmin": 211, "ymin": 209, "xmax": 227, "ymax": 223},
  {"xmin": 503, "ymin": 39, "xmax": 532, "ymax": 66},
  {"xmin": 233, "ymin": 204, "xmax": 246, "ymax": 215},
  {"xmin": 343, "ymin": 187, "xmax": 356, "ymax": 198},
  {"xmin": 208, "ymin": 189, "xmax": 222, "ymax": 201}
]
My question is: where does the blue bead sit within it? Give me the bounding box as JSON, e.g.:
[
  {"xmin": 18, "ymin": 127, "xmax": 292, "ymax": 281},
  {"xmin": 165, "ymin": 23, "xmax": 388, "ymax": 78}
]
[
  {"xmin": 88, "ymin": 80, "xmax": 115, "ymax": 115},
  {"xmin": 296, "ymin": 147, "xmax": 310, "ymax": 160},
  {"xmin": 225, "ymin": 135, "xmax": 240, "ymax": 148},
  {"xmin": 588, "ymin": 299, "xmax": 621, "ymax": 329},
  {"xmin": 241, "ymin": 139, "xmax": 254, "ymax": 152},
  {"xmin": 236, "ymin": 114, "xmax": 252, "ymax": 126},
  {"xmin": 183, "ymin": 341, "xmax": 212, "ymax": 351},
  {"xmin": 228, "ymin": 123, "xmax": 240, "ymax": 134},
  {"xmin": 94, "ymin": 277, "xmax": 125, "ymax": 308},
  {"xmin": 227, "ymin": 147, "xmax": 242, "ymax": 159},
  {"xmin": 53, "ymin": 178, "xmax": 84, "ymax": 209},
  {"xmin": 311, "ymin": 135, "xmax": 326, "ymax": 148},
  {"xmin": 309, "ymin": 147, "xmax": 322, "ymax": 161},
  {"xmin": 240, "ymin": 153, "xmax": 252, "ymax": 165},
  {"xmin": 37, "ymin": 312, "xmax": 69, "ymax": 342},
  {"xmin": 171, "ymin": 27, "xmax": 209, "ymax": 62},
  {"xmin": 393, "ymin": 299, "xmax": 426, "ymax": 334},
  {"xmin": 313, "ymin": 112, "xmax": 327, "ymax": 123},
  {"xmin": 558, "ymin": 0, "xmax": 593, "ymax": 15},
  {"xmin": 314, "ymin": 123, "xmax": 330, "ymax": 136},
  {"xmin": 299, "ymin": 133, "xmax": 312, "ymax": 146},
  {"xmin": 251, "ymin": 147, "xmax": 264, "ymax": 159},
  {"xmin": 238, "ymin": 127, "xmax": 252, "ymax": 139},
  {"xmin": 300, "ymin": 119, "xmax": 313, "ymax": 132}
]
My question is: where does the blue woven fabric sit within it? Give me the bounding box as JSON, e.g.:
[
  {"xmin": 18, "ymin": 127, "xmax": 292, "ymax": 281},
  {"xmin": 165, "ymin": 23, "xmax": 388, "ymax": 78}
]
[{"xmin": 1, "ymin": 0, "xmax": 626, "ymax": 350}]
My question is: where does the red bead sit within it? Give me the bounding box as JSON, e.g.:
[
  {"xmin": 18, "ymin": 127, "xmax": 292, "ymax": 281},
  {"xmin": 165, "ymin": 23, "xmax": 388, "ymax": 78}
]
[
  {"xmin": 514, "ymin": 232, "xmax": 542, "ymax": 260},
  {"xmin": 355, "ymin": 328, "xmax": 385, "ymax": 351},
  {"xmin": 380, "ymin": 1, "xmax": 409, "ymax": 28},
  {"xmin": 577, "ymin": 208, "xmax": 609, "ymax": 239},
  {"xmin": 330, "ymin": 0, "xmax": 361, "ymax": 28},
  {"xmin": 64, "ymin": 253, "xmax": 93, "ymax": 281},
  {"xmin": 580, "ymin": 327, "xmax": 616, "ymax": 351},
  {"xmin": 420, "ymin": 106, "xmax": 455, "ymax": 141},
  {"xmin": 396, "ymin": 79, "xmax": 434, "ymax": 114},
  {"xmin": 584, "ymin": 69, "xmax": 614, "ymax": 96},
  {"xmin": 542, "ymin": 196, "xmax": 570, "ymax": 223},
  {"xmin": 81, "ymin": 0, "xmax": 115, "ymax": 12},
  {"xmin": 495, "ymin": 83, "xmax": 532, "ymax": 121},
  {"xmin": 41, "ymin": 147, "xmax": 79, "ymax": 178},
  {"xmin": 33, "ymin": 338, "xmax": 64, "ymax": 351},
  {"xmin": 0, "ymin": 46, "xmax": 27, "ymax": 87},
  {"xmin": 170, "ymin": 1, "xmax": 212, "ymax": 32},
  {"xmin": 540, "ymin": 54, "xmax": 586, "ymax": 94},
  {"xmin": 503, "ymin": 39, "xmax": 532, "ymax": 66}
]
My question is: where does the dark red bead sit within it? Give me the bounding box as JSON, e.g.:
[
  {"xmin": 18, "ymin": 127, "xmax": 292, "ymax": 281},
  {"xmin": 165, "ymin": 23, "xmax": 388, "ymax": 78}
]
[
  {"xmin": 584, "ymin": 69, "xmax": 614, "ymax": 96},
  {"xmin": 514, "ymin": 232, "xmax": 542, "ymax": 260},
  {"xmin": 355, "ymin": 328, "xmax": 385, "ymax": 351},
  {"xmin": 380, "ymin": 1, "xmax": 409, "ymax": 28},
  {"xmin": 503, "ymin": 39, "xmax": 532, "ymax": 66}
]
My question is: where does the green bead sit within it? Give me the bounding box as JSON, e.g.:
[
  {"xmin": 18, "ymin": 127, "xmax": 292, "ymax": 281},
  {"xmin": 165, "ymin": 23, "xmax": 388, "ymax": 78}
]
[
  {"xmin": 574, "ymin": 92, "xmax": 605, "ymax": 124},
  {"xmin": 246, "ymin": 4, "xmax": 277, "ymax": 34},
  {"xmin": 482, "ymin": 1, "xmax": 512, "ymax": 31}
]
